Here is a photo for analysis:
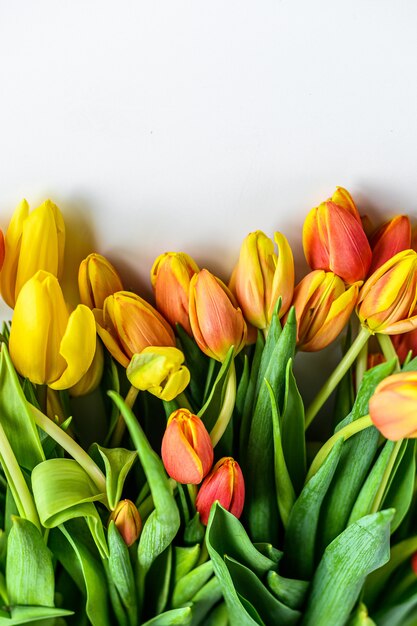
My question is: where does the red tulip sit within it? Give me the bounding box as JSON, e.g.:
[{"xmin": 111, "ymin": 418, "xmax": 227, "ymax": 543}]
[
  {"xmin": 196, "ymin": 457, "xmax": 245, "ymax": 525},
  {"xmin": 368, "ymin": 215, "xmax": 411, "ymax": 275}
]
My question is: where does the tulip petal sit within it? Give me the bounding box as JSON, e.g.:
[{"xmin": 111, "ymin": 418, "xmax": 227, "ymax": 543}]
[
  {"xmin": 157, "ymin": 367, "xmax": 190, "ymax": 401},
  {"xmin": 161, "ymin": 420, "xmax": 204, "ymax": 484},
  {"xmin": 94, "ymin": 307, "xmax": 130, "ymax": 368},
  {"xmin": 369, "ymin": 215, "xmax": 411, "ymax": 274},
  {"xmin": 268, "ymin": 232, "xmax": 294, "ymax": 321},
  {"xmin": 1, "ymin": 199, "xmax": 29, "ymax": 308}
]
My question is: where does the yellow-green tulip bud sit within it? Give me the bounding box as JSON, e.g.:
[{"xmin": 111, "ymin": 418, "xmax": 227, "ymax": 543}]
[
  {"xmin": 126, "ymin": 346, "xmax": 190, "ymax": 401},
  {"xmin": 9, "ymin": 271, "xmax": 96, "ymax": 389},
  {"xmin": 78, "ymin": 253, "xmax": 123, "ymax": 310},
  {"xmin": 1, "ymin": 199, "xmax": 65, "ymax": 308}
]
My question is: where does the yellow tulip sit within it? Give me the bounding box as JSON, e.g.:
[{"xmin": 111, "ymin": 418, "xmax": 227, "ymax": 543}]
[
  {"xmin": 69, "ymin": 340, "xmax": 104, "ymax": 397},
  {"xmin": 9, "ymin": 271, "xmax": 96, "ymax": 389},
  {"xmin": 1, "ymin": 199, "xmax": 65, "ymax": 308},
  {"xmin": 78, "ymin": 253, "xmax": 123, "ymax": 310},
  {"xmin": 126, "ymin": 346, "xmax": 190, "ymax": 401}
]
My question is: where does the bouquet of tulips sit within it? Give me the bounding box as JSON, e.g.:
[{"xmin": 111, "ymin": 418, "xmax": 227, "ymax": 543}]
[{"xmin": 0, "ymin": 190, "xmax": 416, "ymax": 626}]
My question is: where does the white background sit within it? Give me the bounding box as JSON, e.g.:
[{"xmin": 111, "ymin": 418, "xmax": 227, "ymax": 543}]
[{"xmin": 0, "ymin": 1, "xmax": 416, "ymax": 403}]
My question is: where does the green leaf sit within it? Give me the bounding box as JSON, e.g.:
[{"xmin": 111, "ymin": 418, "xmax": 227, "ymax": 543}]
[
  {"xmin": 94, "ymin": 445, "xmax": 137, "ymax": 510},
  {"xmin": 266, "ymin": 571, "xmax": 309, "ymax": 611},
  {"xmin": 172, "ymin": 561, "xmax": 213, "ymax": 607},
  {"xmin": 176, "ymin": 324, "xmax": 209, "ymax": 408},
  {"xmin": 0, "ymin": 345, "xmax": 44, "ymax": 470},
  {"xmin": 146, "ymin": 546, "xmax": 173, "ymax": 616},
  {"xmin": 6, "ymin": 517, "xmax": 54, "ymax": 607},
  {"xmin": 108, "ymin": 521, "xmax": 137, "ymax": 626},
  {"xmin": 109, "ymin": 392, "xmax": 180, "ymax": 574},
  {"xmin": 0, "ymin": 606, "xmax": 73, "ymax": 625},
  {"xmin": 141, "ymin": 607, "xmax": 193, "ymax": 626},
  {"xmin": 240, "ymin": 331, "xmax": 265, "ymax": 453},
  {"xmin": 302, "ymin": 509, "xmax": 395, "ymax": 626},
  {"xmin": 281, "ymin": 359, "xmax": 306, "ymax": 494},
  {"xmin": 245, "ymin": 308, "xmax": 297, "ymax": 543},
  {"xmin": 190, "ymin": 577, "xmax": 223, "ymax": 625},
  {"xmin": 198, "ymin": 347, "xmax": 234, "ymax": 432},
  {"xmin": 382, "ymin": 439, "xmax": 416, "ymax": 533},
  {"xmin": 31, "ymin": 458, "xmax": 108, "ymax": 558},
  {"xmin": 201, "ymin": 602, "xmax": 229, "ymax": 626},
  {"xmin": 173, "ymin": 545, "xmax": 201, "ymax": 583},
  {"xmin": 283, "ymin": 438, "xmax": 343, "ymax": 580},
  {"xmin": 236, "ymin": 355, "xmax": 250, "ymax": 419}
]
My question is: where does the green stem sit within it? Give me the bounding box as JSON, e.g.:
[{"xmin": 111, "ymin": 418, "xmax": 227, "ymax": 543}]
[
  {"xmin": 210, "ymin": 360, "xmax": 236, "ymax": 447},
  {"xmin": 306, "ymin": 414, "xmax": 373, "ymax": 482},
  {"xmin": 371, "ymin": 439, "xmax": 403, "ymax": 513},
  {"xmin": 110, "ymin": 386, "xmax": 139, "ymax": 447},
  {"xmin": 0, "ymin": 422, "xmax": 41, "ymax": 530},
  {"xmin": 305, "ymin": 327, "xmax": 370, "ymax": 429},
  {"xmin": 377, "ymin": 333, "xmax": 400, "ymax": 368},
  {"xmin": 30, "ymin": 405, "xmax": 107, "ymax": 494},
  {"xmin": 176, "ymin": 391, "xmax": 193, "ymax": 411}
]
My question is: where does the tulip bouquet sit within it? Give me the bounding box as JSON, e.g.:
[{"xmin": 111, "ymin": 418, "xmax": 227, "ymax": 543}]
[{"xmin": 0, "ymin": 191, "xmax": 417, "ymax": 626}]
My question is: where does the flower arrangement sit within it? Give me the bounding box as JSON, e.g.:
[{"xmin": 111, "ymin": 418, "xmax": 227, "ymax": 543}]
[{"xmin": 0, "ymin": 190, "xmax": 416, "ymax": 625}]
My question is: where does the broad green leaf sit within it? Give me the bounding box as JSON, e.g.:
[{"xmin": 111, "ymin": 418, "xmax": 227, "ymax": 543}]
[
  {"xmin": 0, "ymin": 345, "xmax": 44, "ymax": 470},
  {"xmin": 109, "ymin": 392, "xmax": 180, "ymax": 574},
  {"xmin": 172, "ymin": 561, "xmax": 213, "ymax": 607},
  {"xmin": 281, "ymin": 359, "xmax": 306, "ymax": 494},
  {"xmin": 6, "ymin": 517, "xmax": 54, "ymax": 607},
  {"xmin": 0, "ymin": 606, "xmax": 73, "ymax": 625},
  {"xmin": 318, "ymin": 360, "xmax": 396, "ymax": 552},
  {"xmin": 267, "ymin": 571, "xmax": 309, "ymax": 611},
  {"xmin": 32, "ymin": 458, "xmax": 108, "ymax": 558},
  {"xmin": 103, "ymin": 354, "xmax": 121, "ymax": 446},
  {"xmin": 245, "ymin": 308, "xmax": 297, "ymax": 543},
  {"xmin": 225, "ymin": 556, "xmax": 301, "ymax": 625},
  {"xmin": 201, "ymin": 602, "xmax": 229, "ymax": 626},
  {"xmin": 141, "ymin": 607, "xmax": 193, "ymax": 626},
  {"xmin": 190, "ymin": 577, "xmax": 223, "ymax": 625},
  {"xmin": 283, "ymin": 438, "xmax": 343, "ymax": 579},
  {"xmin": 50, "ymin": 523, "xmax": 111, "ymax": 626},
  {"xmin": 176, "ymin": 324, "xmax": 209, "ymax": 408},
  {"xmin": 146, "ymin": 546, "xmax": 173, "ymax": 616},
  {"xmin": 382, "ymin": 439, "xmax": 416, "ymax": 533},
  {"xmin": 373, "ymin": 579, "xmax": 417, "ymax": 626},
  {"xmin": 108, "ymin": 521, "xmax": 137, "ymax": 626},
  {"xmin": 198, "ymin": 347, "xmax": 234, "ymax": 432},
  {"xmin": 236, "ymin": 355, "xmax": 250, "ymax": 419},
  {"xmin": 184, "ymin": 512, "xmax": 205, "ymax": 545},
  {"xmin": 173, "ymin": 545, "xmax": 201, "ymax": 583},
  {"xmin": 302, "ymin": 509, "xmax": 395, "ymax": 626},
  {"xmin": 240, "ymin": 330, "xmax": 265, "ymax": 453},
  {"xmin": 94, "ymin": 445, "xmax": 137, "ymax": 510}
]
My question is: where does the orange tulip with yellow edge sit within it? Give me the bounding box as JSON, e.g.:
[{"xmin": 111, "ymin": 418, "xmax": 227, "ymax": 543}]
[
  {"xmin": 368, "ymin": 215, "xmax": 411, "ymax": 275},
  {"xmin": 189, "ymin": 269, "xmax": 247, "ymax": 361},
  {"xmin": 151, "ymin": 251, "xmax": 199, "ymax": 335},
  {"xmin": 357, "ymin": 250, "xmax": 417, "ymax": 334},
  {"xmin": 303, "ymin": 187, "xmax": 371, "ymax": 284},
  {"xmin": 291, "ymin": 270, "xmax": 360, "ymax": 351},
  {"xmin": 9, "ymin": 271, "xmax": 96, "ymax": 389},
  {"xmin": 369, "ymin": 371, "xmax": 417, "ymax": 440},
  {"xmin": 78, "ymin": 253, "xmax": 123, "ymax": 309},
  {"xmin": 1, "ymin": 199, "xmax": 65, "ymax": 308},
  {"xmin": 230, "ymin": 231, "xmax": 294, "ymax": 330}
]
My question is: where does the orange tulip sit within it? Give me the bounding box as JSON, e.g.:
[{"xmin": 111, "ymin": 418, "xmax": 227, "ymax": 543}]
[
  {"xmin": 161, "ymin": 409, "xmax": 214, "ymax": 484},
  {"xmin": 79, "ymin": 253, "xmax": 123, "ymax": 310},
  {"xmin": 412, "ymin": 552, "xmax": 417, "ymax": 575},
  {"xmin": 303, "ymin": 187, "xmax": 372, "ymax": 284},
  {"xmin": 368, "ymin": 215, "xmax": 411, "ymax": 275},
  {"xmin": 94, "ymin": 291, "xmax": 175, "ymax": 368},
  {"xmin": 189, "ymin": 269, "xmax": 247, "ymax": 361},
  {"xmin": 230, "ymin": 231, "xmax": 294, "ymax": 329},
  {"xmin": 195, "ymin": 457, "xmax": 245, "ymax": 525},
  {"xmin": 109, "ymin": 499, "xmax": 142, "ymax": 547},
  {"xmin": 357, "ymin": 250, "xmax": 417, "ymax": 334},
  {"xmin": 369, "ymin": 371, "xmax": 417, "ymax": 440},
  {"xmin": 151, "ymin": 251, "xmax": 199, "ymax": 335},
  {"xmin": 291, "ymin": 270, "xmax": 360, "ymax": 351}
]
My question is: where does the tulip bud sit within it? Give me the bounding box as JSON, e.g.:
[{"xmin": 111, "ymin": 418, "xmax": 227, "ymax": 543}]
[
  {"xmin": 1, "ymin": 199, "xmax": 65, "ymax": 308},
  {"xmin": 230, "ymin": 231, "xmax": 294, "ymax": 329},
  {"xmin": 357, "ymin": 250, "xmax": 417, "ymax": 335},
  {"xmin": 368, "ymin": 215, "xmax": 411, "ymax": 275},
  {"xmin": 290, "ymin": 270, "xmax": 360, "ymax": 352},
  {"xmin": 391, "ymin": 328, "xmax": 417, "ymax": 363},
  {"xmin": 151, "ymin": 251, "xmax": 199, "ymax": 335},
  {"xmin": 70, "ymin": 340, "xmax": 105, "ymax": 397},
  {"xmin": 367, "ymin": 352, "xmax": 385, "ymax": 370},
  {"xmin": 78, "ymin": 253, "xmax": 123, "ymax": 310},
  {"xmin": 9, "ymin": 271, "xmax": 96, "ymax": 389},
  {"xmin": 303, "ymin": 188, "xmax": 372, "ymax": 284},
  {"xmin": 189, "ymin": 269, "xmax": 247, "ymax": 361},
  {"xmin": 161, "ymin": 409, "xmax": 214, "ymax": 484},
  {"xmin": 109, "ymin": 499, "xmax": 142, "ymax": 547},
  {"xmin": 127, "ymin": 346, "xmax": 190, "ymax": 401},
  {"xmin": 195, "ymin": 457, "xmax": 245, "ymax": 525},
  {"xmin": 369, "ymin": 371, "xmax": 417, "ymax": 440},
  {"xmin": 411, "ymin": 552, "xmax": 417, "ymax": 575},
  {"xmin": 94, "ymin": 291, "xmax": 175, "ymax": 368}
]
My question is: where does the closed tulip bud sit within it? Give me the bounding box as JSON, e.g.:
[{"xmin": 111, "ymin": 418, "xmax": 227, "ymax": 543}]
[
  {"xmin": 391, "ymin": 327, "xmax": 417, "ymax": 363},
  {"xmin": 291, "ymin": 270, "xmax": 360, "ymax": 352},
  {"xmin": 231, "ymin": 231, "xmax": 294, "ymax": 330},
  {"xmin": 78, "ymin": 253, "xmax": 123, "ymax": 310},
  {"xmin": 1, "ymin": 199, "xmax": 65, "ymax": 308},
  {"xmin": 196, "ymin": 457, "xmax": 245, "ymax": 526},
  {"xmin": 189, "ymin": 269, "xmax": 247, "ymax": 361},
  {"xmin": 109, "ymin": 499, "xmax": 142, "ymax": 547},
  {"xmin": 367, "ymin": 352, "xmax": 385, "ymax": 369},
  {"xmin": 151, "ymin": 252, "xmax": 199, "ymax": 335},
  {"xmin": 303, "ymin": 188, "xmax": 372, "ymax": 284},
  {"xmin": 70, "ymin": 340, "xmax": 105, "ymax": 397},
  {"xmin": 357, "ymin": 250, "xmax": 417, "ymax": 334},
  {"xmin": 94, "ymin": 291, "xmax": 175, "ymax": 368},
  {"xmin": 9, "ymin": 271, "xmax": 96, "ymax": 389},
  {"xmin": 411, "ymin": 552, "xmax": 417, "ymax": 575},
  {"xmin": 368, "ymin": 215, "xmax": 411, "ymax": 274},
  {"xmin": 127, "ymin": 346, "xmax": 190, "ymax": 401},
  {"xmin": 161, "ymin": 409, "xmax": 214, "ymax": 484},
  {"xmin": 369, "ymin": 371, "xmax": 417, "ymax": 440}
]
